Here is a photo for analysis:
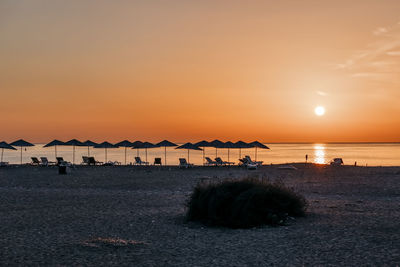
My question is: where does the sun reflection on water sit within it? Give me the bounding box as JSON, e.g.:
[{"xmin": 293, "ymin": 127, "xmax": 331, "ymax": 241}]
[{"xmin": 314, "ymin": 144, "xmax": 325, "ymax": 164}]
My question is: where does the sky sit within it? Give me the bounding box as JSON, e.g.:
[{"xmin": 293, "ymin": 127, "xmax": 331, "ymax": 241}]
[{"xmin": 1, "ymin": 0, "xmax": 400, "ymax": 143}]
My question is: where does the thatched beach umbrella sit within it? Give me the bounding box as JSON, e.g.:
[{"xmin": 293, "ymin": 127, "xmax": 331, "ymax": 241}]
[
  {"xmin": 194, "ymin": 140, "xmax": 213, "ymax": 165},
  {"xmin": 43, "ymin": 139, "xmax": 65, "ymax": 160},
  {"xmin": 156, "ymin": 140, "xmax": 177, "ymax": 166},
  {"xmin": 175, "ymin": 142, "xmax": 202, "ymax": 163},
  {"xmin": 223, "ymin": 141, "xmax": 236, "ymax": 163},
  {"xmin": 64, "ymin": 139, "xmax": 85, "ymax": 165},
  {"xmin": 10, "ymin": 139, "xmax": 34, "ymax": 164},
  {"xmin": 0, "ymin": 141, "xmax": 17, "ymax": 163},
  {"xmin": 82, "ymin": 140, "xmax": 98, "ymax": 157},
  {"xmin": 210, "ymin": 139, "xmax": 225, "ymax": 157},
  {"xmin": 234, "ymin": 141, "xmax": 251, "ymax": 159},
  {"xmin": 249, "ymin": 141, "xmax": 270, "ymax": 161},
  {"xmin": 131, "ymin": 141, "xmax": 143, "ymax": 157},
  {"xmin": 115, "ymin": 140, "xmax": 133, "ymax": 165},
  {"xmin": 140, "ymin": 142, "xmax": 157, "ymax": 163},
  {"xmin": 94, "ymin": 142, "xmax": 118, "ymax": 163}
]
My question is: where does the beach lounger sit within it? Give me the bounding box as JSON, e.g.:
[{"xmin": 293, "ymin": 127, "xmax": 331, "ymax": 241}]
[
  {"xmin": 31, "ymin": 157, "xmax": 41, "ymax": 166},
  {"xmin": 245, "ymin": 156, "xmax": 263, "ymax": 166},
  {"xmin": 154, "ymin": 158, "xmax": 162, "ymax": 166},
  {"xmin": 330, "ymin": 158, "xmax": 343, "ymax": 166},
  {"xmin": 135, "ymin": 157, "xmax": 148, "ymax": 166},
  {"xmin": 205, "ymin": 157, "xmax": 217, "ymax": 166},
  {"xmin": 40, "ymin": 157, "xmax": 56, "ymax": 166},
  {"xmin": 56, "ymin": 157, "xmax": 72, "ymax": 166},
  {"xmin": 215, "ymin": 157, "xmax": 234, "ymax": 166},
  {"xmin": 238, "ymin": 157, "xmax": 257, "ymax": 170},
  {"xmin": 0, "ymin": 162, "xmax": 9, "ymax": 167},
  {"xmin": 88, "ymin": 157, "xmax": 103, "ymax": 165},
  {"xmin": 82, "ymin": 156, "xmax": 90, "ymax": 165},
  {"xmin": 179, "ymin": 158, "xmax": 193, "ymax": 168}
]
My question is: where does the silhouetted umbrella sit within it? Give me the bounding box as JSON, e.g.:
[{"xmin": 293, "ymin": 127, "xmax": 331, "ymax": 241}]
[
  {"xmin": 115, "ymin": 140, "xmax": 133, "ymax": 165},
  {"xmin": 249, "ymin": 141, "xmax": 270, "ymax": 161},
  {"xmin": 175, "ymin": 142, "xmax": 202, "ymax": 163},
  {"xmin": 210, "ymin": 139, "xmax": 225, "ymax": 157},
  {"xmin": 156, "ymin": 140, "xmax": 177, "ymax": 166},
  {"xmin": 234, "ymin": 141, "xmax": 251, "ymax": 159},
  {"xmin": 64, "ymin": 139, "xmax": 85, "ymax": 165},
  {"xmin": 43, "ymin": 139, "xmax": 65, "ymax": 159},
  {"xmin": 140, "ymin": 142, "xmax": 157, "ymax": 163},
  {"xmin": 0, "ymin": 141, "xmax": 17, "ymax": 163},
  {"xmin": 223, "ymin": 141, "xmax": 236, "ymax": 163},
  {"xmin": 194, "ymin": 140, "xmax": 213, "ymax": 165},
  {"xmin": 82, "ymin": 140, "xmax": 98, "ymax": 157},
  {"xmin": 131, "ymin": 141, "xmax": 143, "ymax": 158},
  {"xmin": 94, "ymin": 142, "xmax": 118, "ymax": 163},
  {"xmin": 10, "ymin": 139, "xmax": 34, "ymax": 164}
]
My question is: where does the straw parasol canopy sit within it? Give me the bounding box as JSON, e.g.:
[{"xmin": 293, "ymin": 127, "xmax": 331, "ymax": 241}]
[
  {"xmin": 234, "ymin": 141, "xmax": 251, "ymax": 159},
  {"xmin": 175, "ymin": 142, "xmax": 202, "ymax": 163},
  {"xmin": 139, "ymin": 142, "xmax": 157, "ymax": 163},
  {"xmin": 64, "ymin": 139, "xmax": 85, "ymax": 165},
  {"xmin": 115, "ymin": 140, "xmax": 133, "ymax": 165},
  {"xmin": 194, "ymin": 140, "xmax": 213, "ymax": 165},
  {"xmin": 94, "ymin": 141, "xmax": 118, "ymax": 163},
  {"xmin": 210, "ymin": 139, "xmax": 225, "ymax": 157},
  {"xmin": 156, "ymin": 140, "xmax": 177, "ymax": 166},
  {"xmin": 249, "ymin": 141, "xmax": 270, "ymax": 161},
  {"xmin": 223, "ymin": 141, "xmax": 236, "ymax": 163},
  {"xmin": 0, "ymin": 141, "xmax": 17, "ymax": 163},
  {"xmin": 43, "ymin": 139, "xmax": 65, "ymax": 159},
  {"xmin": 10, "ymin": 139, "xmax": 35, "ymax": 164},
  {"xmin": 82, "ymin": 140, "xmax": 98, "ymax": 157},
  {"xmin": 131, "ymin": 141, "xmax": 143, "ymax": 157}
]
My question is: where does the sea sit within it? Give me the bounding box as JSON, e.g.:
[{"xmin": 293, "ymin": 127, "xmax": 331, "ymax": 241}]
[{"xmin": 2, "ymin": 143, "xmax": 399, "ymax": 166}]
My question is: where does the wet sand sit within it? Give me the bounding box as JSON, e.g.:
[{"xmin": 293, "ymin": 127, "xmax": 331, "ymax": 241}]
[{"xmin": 0, "ymin": 164, "xmax": 399, "ymax": 266}]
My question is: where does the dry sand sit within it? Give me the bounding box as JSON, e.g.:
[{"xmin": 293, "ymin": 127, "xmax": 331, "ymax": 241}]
[{"xmin": 0, "ymin": 164, "xmax": 399, "ymax": 266}]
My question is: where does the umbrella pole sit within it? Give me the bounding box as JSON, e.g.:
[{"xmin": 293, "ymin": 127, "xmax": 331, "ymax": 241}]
[
  {"xmin": 105, "ymin": 148, "xmax": 107, "ymax": 163},
  {"xmin": 187, "ymin": 149, "xmax": 189, "ymax": 163},
  {"xmin": 228, "ymin": 148, "xmax": 230, "ymax": 162},
  {"xmin": 202, "ymin": 148, "xmax": 205, "ymax": 166},
  {"xmin": 137, "ymin": 149, "xmax": 139, "ymax": 157},
  {"xmin": 215, "ymin": 147, "xmax": 217, "ymax": 158},
  {"xmin": 20, "ymin": 147, "xmax": 22, "ymax": 165},
  {"xmin": 88, "ymin": 146, "xmax": 90, "ymax": 157},
  {"xmin": 146, "ymin": 148, "xmax": 148, "ymax": 163},
  {"xmin": 55, "ymin": 145, "xmax": 57, "ymax": 159},
  {"xmin": 164, "ymin": 146, "xmax": 167, "ymax": 166},
  {"xmin": 125, "ymin": 147, "xmax": 127, "ymax": 165},
  {"xmin": 239, "ymin": 148, "xmax": 241, "ymax": 159},
  {"xmin": 1, "ymin": 148, "xmax": 4, "ymax": 162},
  {"xmin": 255, "ymin": 147, "xmax": 257, "ymax": 161},
  {"xmin": 73, "ymin": 145, "xmax": 75, "ymax": 165}
]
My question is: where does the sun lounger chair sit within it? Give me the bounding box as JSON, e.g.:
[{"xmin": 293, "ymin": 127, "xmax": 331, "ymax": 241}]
[
  {"xmin": 31, "ymin": 157, "xmax": 41, "ymax": 166},
  {"xmin": 215, "ymin": 157, "xmax": 234, "ymax": 166},
  {"xmin": 179, "ymin": 158, "xmax": 193, "ymax": 168},
  {"xmin": 330, "ymin": 158, "xmax": 343, "ymax": 166},
  {"xmin": 0, "ymin": 162, "xmax": 9, "ymax": 167},
  {"xmin": 239, "ymin": 157, "xmax": 258, "ymax": 170},
  {"xmin": 154, "ymin": 158, "xmax": 162, "ymax": 166},
  {"xmin": 245, "ymin": 156, "xmax": 263, "ymax": 166},
  {"xmin": 205, "ymin": 157, "xmax": 217, "ymax": 166},
  {"xmin": 88, "ymin": 157, "xmax": 103, "ymax": 165},
  {"xmin": 56, "ymin": 157, "xmax": 72, "ymax": 167},
  {"xmin": 40, "ymin": 157, "xmax": 56, "ymax": 166},
  {"xmin": 135, "ymin": 157, "xmax": 148, "ymax": 165},
  {"xmin": 82, "ymin": 156, "xmax": 90, "ymax": 165}
]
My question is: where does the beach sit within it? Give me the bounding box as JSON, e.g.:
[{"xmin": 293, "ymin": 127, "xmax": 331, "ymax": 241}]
[{"xmin": 0, "ymin": 164, "xmax": 399, "ymax": 266}]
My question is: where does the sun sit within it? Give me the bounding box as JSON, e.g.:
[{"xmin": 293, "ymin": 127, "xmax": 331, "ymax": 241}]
[{"xmin": 314, "ymin": 106, "xmax": 325, "ymax": 116}]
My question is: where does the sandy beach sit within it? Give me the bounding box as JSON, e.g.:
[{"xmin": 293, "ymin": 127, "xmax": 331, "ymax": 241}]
[{"xmin": 0, "ymin": 164, "xmax": 399, "ymax": 266}]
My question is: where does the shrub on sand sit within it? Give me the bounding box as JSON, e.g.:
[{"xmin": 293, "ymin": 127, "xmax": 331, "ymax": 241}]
[{"xmin": 186, "ymin": 178, "xmax": 307, "ymax": 228}]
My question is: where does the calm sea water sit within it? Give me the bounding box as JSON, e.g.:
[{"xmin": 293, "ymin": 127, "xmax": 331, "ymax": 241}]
[{"xmin": 2, "ymin": 143, "xmax": 399, "ymax": 166}]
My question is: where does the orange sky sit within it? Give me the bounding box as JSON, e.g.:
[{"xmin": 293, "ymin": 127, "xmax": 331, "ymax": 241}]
[{"xmin": 1, "ymin": 1, "xmax": 400, "ymax": 143}]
